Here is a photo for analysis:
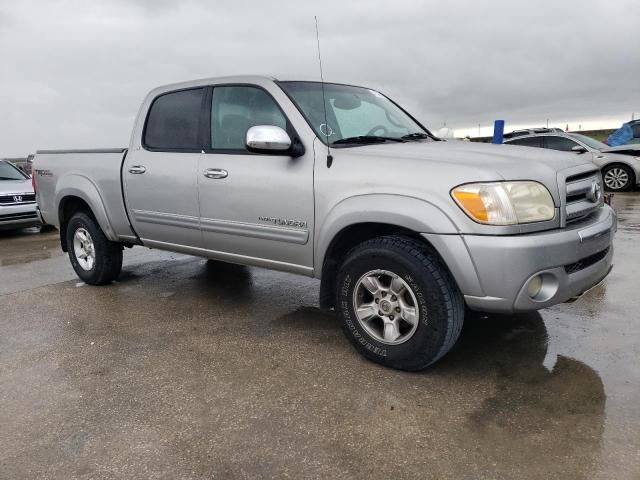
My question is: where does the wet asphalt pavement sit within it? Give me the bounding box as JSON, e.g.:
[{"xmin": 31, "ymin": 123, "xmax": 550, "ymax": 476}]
[{"xmin": 1, "ymin": 195, "xmax": 639, "ymax": 480}]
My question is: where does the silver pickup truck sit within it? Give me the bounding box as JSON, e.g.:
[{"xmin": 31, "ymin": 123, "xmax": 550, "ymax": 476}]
[{"xmin": 34, "ymin": 76, "xmax": 616, "ymax": 370}]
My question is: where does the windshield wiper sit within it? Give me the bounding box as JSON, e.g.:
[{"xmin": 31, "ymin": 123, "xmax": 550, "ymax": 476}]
[
  {"xmin": 401, "ymin": 132, "xmax": 431, "ymax": 141},
  {"xmin": 332, "ymin": 135, "xmax": 405, "ymax": 145},
  {"xmin": 0, "ymin": 176, "xmax": 22, "ymax": 180}
]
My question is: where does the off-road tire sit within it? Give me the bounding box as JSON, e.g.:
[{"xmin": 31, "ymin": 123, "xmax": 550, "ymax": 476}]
[
  {"xmin": 66, "ymin": 212, "xmax": 122, "ymax": 285},
  {"xmin": 335, "ymin": 235, "xmax": 464, "ymax": 371}
]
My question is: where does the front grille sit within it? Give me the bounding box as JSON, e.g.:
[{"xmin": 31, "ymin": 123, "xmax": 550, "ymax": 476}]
[
  {"xmin": 0, "ymin": 193, "xmax": 36, "ymax": 205},
  {"xmin": 564, "ymin": 171, "xmax": 603, "ymax": 223},
  {"xmin": 0, "ymin": 212, "xmax": 38, "ymax": 222},
  {"xmin": 564, "ymin": 247, "xmax": 610, "ymax": 274}
]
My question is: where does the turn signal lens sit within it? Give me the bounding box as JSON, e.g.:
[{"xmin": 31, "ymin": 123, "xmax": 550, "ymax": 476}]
[
  {"xmin": 451, "ymin": 181, "xmax": 555, "ymax": 225},
  {"xmin": 451, "ymin": 190, "xmax": 489, "ymax": 222}
]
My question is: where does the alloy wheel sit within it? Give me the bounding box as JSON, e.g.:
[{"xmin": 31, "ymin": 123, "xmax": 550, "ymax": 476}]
[{"xmin": 352, "ymin": 269, "xmax": 420, "ymax": 345}]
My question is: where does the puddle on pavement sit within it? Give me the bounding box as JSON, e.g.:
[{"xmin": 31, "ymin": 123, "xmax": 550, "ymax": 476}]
[{"xmin": 0, "ymin": 228, "xmax": 62, "ymax": 266}]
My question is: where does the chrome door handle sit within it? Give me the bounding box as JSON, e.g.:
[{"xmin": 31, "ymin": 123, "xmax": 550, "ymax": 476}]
[
  {"xmin": 128, "ymin": 165, "xmax": 146, "ymax": 174},
  {"xmin": 204, "ymin": 168, "xmax": 228, "ymax": 179}
]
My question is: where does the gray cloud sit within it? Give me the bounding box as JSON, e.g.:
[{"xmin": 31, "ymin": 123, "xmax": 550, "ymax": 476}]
[{"xmin": 0, "ymin": 0, "xmax": 638, "ymax": 155}]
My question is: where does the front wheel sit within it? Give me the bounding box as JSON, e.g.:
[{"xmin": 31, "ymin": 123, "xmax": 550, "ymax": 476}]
[
  {"xmin": 335, "ymin": 236, "xmax": 464, "ymax": 371},
  {"xmin": 602, "ymin": 164, "xmax": 634, "ymax": 192},
  {"xmin": 66, "ymin": 212, "xmax": 122, "ymax": 285}
]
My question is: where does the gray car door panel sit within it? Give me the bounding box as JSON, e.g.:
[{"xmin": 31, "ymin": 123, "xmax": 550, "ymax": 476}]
[
  {"xmin": 198, "ymin": 152, "xmax": 314, "ymax": 268},
  {"xmin": 124, "ymin": 149, "xmax": 202, "ymax": 248},
  {"xmin": 123, "ymin": 87, "xmax": 205, "ymax": 248},
  {"xmin": 198, "ymin": 84, "xmax": 314, "ymax": 269}
]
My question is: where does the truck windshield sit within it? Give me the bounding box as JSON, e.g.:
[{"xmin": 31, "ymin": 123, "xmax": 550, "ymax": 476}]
[
  {"xmin": 0, "ymin": 161, "xmax": 27, "ymax": 181},
  {"xmin": 279, "ymin": 81, "xmax": 432, "ymax": 146}
]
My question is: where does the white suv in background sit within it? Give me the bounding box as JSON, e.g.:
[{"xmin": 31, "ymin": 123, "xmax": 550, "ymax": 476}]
[{"xmin": 504, "ymin": 130, "xmax": 640, "ymax": 191}]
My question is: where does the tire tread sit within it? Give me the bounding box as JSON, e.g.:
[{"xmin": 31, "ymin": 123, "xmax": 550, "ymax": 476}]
[
  {"xmin": 338, "ymin": 235, "xmax": 464, "ymax": 370},
  {"xmin": 66, "ymin": 212, "xmax": 122, "ymax": 285}
]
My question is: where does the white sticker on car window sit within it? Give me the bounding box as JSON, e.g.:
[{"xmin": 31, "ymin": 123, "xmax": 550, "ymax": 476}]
[{"xmin": 320, "ymin": 123, "xmax": 334, "ymax": 136}]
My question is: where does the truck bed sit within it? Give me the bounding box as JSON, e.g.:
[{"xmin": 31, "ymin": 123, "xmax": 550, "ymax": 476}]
[{"xmin": 34, "ymin": 148, "xmax": 137, "ymax": 242}]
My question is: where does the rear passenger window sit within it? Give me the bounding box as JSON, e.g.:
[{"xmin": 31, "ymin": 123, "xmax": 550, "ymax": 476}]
[
  {"xmin": 144, "ymin": 88, "xmax": 205, "ymax": 150},
  {"xmin": 506, "ymin": 137, "xmax": 543, "ymax": 148},
  {"xmin": 545, "ymin": 136, "xmax": 579, "ymax": 151}
]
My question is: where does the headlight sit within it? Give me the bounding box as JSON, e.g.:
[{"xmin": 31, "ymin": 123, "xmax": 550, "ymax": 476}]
[{"xmin": 451, "ymin": 181, "xmax": 555, "ymax": 225}]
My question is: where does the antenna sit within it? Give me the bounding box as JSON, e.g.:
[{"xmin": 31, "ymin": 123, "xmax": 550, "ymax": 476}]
[{"xmin": 314, "ymin": 16, "xmax": 333, "ymax": 168}]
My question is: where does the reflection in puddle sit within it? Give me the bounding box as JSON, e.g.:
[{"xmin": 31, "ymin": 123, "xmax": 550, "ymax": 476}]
[
  {"xmin": 1, "ymin": 249, "xmax": 58, "ymax": 266},
  {"xmin": 0, "ymin": 228, "xmax": 62, "ymax": 266},
  {"xmin": 438, "ymin": 313, "xmax": 605, "ymax": 478}
]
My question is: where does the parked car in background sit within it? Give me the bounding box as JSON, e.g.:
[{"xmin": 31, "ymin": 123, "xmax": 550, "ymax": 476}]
[
  {"xmin": 0, "ymin": 159, "xmax": 40, "ymax": 230},
  {"xmin": 607, "ymin": 119, "xmax": 640, "ymax": 147},
  {"xmin": 630, "ymin": 120, "xmax": 640, "ymax": 144},
  {"xmin": 503, "ymin": 127, "xmax": 564, "ymax": 139},
  {"xmin": 504, "ymin": 130, "xmax": 640, "ymax": 191},
  {"xmin": 1, "ymin": 154, "xmax": 34, "ymax": 176}
]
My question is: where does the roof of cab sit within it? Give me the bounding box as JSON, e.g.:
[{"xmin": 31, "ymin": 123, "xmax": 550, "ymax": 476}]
[
  {"xmin": 148, "ymin": 75, "xmax": 280, "ymax": 96},
  {"xmin": 147, "ymin": 75, "xmax": 366, "ymax": 96}
]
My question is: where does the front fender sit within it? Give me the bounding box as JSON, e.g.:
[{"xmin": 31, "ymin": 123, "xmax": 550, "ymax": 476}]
[
  {"xmin": 315, "ymin": 194, "xmax": 461, "ymax": 273},
  {"xmin": 598, "ymin": 154, "xmax": 640, "ymax": 180},
  {"xmin": 55, "ymin": 174, "xmax": 118, "ymax": 241}
]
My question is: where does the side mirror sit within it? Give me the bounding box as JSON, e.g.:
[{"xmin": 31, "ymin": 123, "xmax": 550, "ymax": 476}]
[
  {"xmin": 571, "ymin": 145, "xmax": 588, "ymax": 154},
  {"xmin": 246, "ymin": 125, "xmax": 304, "ymax": 157}
]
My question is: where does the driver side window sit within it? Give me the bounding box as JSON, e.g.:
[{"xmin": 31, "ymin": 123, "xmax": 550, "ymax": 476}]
[{"xmin": 211, "ymin": 86, "xmax": 287, "ymax": 151}]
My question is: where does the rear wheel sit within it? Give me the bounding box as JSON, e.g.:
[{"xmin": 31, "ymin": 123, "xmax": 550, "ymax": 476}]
[
  {"xmin": 335, "ymin": 235, "xmax": 464, "ymax": 371},
  {"xmin": 66, "ymin": 212, "xmax": 122, "ymax": 285},
  {"xmin": 602, "ymin": 164, "xmax": 634, "ymax": 192}
]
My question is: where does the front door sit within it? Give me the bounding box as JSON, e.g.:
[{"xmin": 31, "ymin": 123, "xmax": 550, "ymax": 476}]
[
  {"xmin": 123, "ymin": 87, "xmax": 206, "ymax": 249},
  {"xmin": 197, "ymin": 84, "xmax": 314, "ymax": 272}
]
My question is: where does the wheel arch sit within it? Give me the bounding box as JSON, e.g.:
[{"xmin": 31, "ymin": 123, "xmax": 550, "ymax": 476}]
[
  {"xmin": 318, "ymin": 222, "xmax": 423, "ymax": 309},
  {"xmin": 56, "ymin": 183, "xmax": 117, "ymax": 252}
]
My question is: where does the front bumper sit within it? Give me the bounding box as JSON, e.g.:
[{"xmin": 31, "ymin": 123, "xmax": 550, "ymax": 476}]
[
  {"xmin": 0, "ymin": 203, "xmax": 41, "ymax": 230},
  {"xmin": 423, "ymin": 205, "xmax": 616, "ymax": 314}
]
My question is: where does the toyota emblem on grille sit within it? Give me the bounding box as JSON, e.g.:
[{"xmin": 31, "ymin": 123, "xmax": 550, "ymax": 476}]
[
  {"xmin": 586, "ymin": 182, "xmax": 602, "ymax": 203},
  {"xmin": 13, "ymin": 195, "xmax": 23, "ymax": 203}
]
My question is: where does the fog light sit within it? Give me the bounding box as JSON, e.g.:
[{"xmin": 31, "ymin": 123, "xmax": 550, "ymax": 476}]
[{"xmin": 527, "ymin": 275, "xmax": 543, "ymax": 298}]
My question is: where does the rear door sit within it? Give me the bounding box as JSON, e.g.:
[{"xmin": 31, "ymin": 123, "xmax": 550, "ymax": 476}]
[
  {"xmin": 123, "ymin": 87, "xmax": 206, "ymax": 248},
  {"xmin": 197, "ymin": 84, "xmax": 314, "ymax": 272}
]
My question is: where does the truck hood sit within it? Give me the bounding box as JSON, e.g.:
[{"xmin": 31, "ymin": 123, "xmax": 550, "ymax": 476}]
[
  {"xmin": 0, "ymin": 178, "xmax": 34, "ymax": 195},
  {"xmin": 341, "ymin": 139, "xmax": 590, "ymax": 175},
  {"xmin": 329, "ymin": 139, "xmax": 597, "ymax": 209}
]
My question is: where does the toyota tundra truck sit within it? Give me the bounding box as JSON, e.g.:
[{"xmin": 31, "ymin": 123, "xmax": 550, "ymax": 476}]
[{"xmin": 34, "ymin": 76, "xmax": 616, "ymax": 370}]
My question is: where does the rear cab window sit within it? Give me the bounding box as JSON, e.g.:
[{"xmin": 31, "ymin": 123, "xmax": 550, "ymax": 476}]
[{"xmin": 144, "ymin": 88, "xmax": 206, "ymax": 151}]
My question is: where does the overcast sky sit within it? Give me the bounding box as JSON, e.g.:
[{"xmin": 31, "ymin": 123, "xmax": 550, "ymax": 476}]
[{"xmin": 0, "ymin": 0, "xmax": 638, "ymax": 156}]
